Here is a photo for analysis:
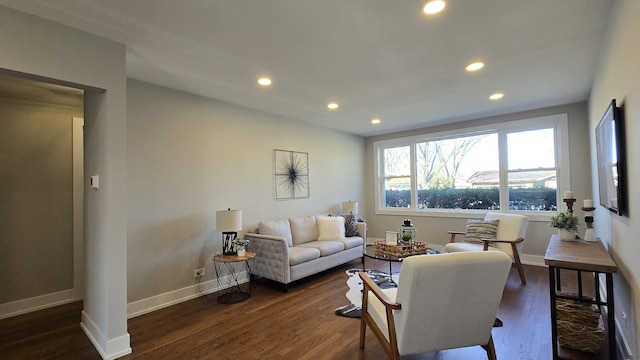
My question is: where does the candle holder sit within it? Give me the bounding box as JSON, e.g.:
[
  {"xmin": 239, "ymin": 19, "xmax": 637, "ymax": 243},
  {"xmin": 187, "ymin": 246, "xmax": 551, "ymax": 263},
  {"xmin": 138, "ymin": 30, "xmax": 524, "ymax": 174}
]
[
  {"xmin": 563, "ymin": 198, "xmax": 576, "ymax": 213},
  {"xmin": 581, "ymin": 206, "xmax": 596, "ymax": 241}
]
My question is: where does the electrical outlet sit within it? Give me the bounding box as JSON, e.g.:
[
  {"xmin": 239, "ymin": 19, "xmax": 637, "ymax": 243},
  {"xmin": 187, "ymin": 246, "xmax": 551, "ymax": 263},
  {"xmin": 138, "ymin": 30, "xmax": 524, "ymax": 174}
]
[{"xmin": 194, "ymin": 268, "xmax": 205, "ymax": 278}]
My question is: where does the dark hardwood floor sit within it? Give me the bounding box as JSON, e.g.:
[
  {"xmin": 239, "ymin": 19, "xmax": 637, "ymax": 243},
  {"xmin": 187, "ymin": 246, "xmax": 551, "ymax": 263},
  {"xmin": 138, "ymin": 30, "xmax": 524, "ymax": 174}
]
[{"xmin": 1, "ymin": 259, "xmax": 606, "ymax": 359}]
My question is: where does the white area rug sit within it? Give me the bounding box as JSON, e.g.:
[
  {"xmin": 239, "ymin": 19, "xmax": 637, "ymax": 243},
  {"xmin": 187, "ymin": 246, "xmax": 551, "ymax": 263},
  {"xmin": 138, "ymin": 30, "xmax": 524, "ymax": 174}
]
[{"xmin": 335, "ymin": 269, "xmax": 398, "ymax": 318}]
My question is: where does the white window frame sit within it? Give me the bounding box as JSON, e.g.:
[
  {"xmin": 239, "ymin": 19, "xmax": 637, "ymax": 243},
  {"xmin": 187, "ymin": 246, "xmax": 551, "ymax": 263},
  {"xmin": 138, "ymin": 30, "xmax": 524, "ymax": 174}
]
[{"xmin": 373, "ymin": 114, "xmax": 571, "ymax": 220}]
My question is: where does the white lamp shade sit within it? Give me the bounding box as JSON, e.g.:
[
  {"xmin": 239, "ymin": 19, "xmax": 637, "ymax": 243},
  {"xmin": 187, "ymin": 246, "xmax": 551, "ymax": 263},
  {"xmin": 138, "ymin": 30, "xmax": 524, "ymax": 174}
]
[
  {"xmin": 216, "ymin": 209, "xmax": 242, "ymax": 232},
  {"xmin": 342, "ymin": 201, "xmax": 358, "ymax": 214}
]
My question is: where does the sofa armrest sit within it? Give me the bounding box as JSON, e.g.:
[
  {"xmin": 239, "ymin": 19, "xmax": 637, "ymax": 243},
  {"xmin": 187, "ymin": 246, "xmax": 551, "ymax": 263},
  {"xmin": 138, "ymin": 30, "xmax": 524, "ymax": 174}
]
[
  {"xmin": 244, "ymin": 232, "xmax": 291, "ymax": 284},
  {"xmin": 357, "ymin": 222, "xmax": 367, "ymax": 243}
]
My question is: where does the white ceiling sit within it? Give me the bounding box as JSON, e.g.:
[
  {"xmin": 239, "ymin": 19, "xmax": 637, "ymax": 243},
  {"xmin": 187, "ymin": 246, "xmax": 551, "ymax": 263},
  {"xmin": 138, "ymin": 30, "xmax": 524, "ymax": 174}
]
[{"xmin": 0, "ymin": 0, "xmax": 615, "ymax": 136}]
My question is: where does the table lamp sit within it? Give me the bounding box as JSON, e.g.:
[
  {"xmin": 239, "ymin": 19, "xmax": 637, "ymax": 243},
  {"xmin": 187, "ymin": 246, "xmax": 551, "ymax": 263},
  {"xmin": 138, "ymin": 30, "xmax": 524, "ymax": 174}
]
[
  {"xmin": 342, "ymin": 200, "xmax": 358, "ymax": 216},
  {"xmin": 216, "ymin": 208, "xmax": 242, "ymax": 255}
]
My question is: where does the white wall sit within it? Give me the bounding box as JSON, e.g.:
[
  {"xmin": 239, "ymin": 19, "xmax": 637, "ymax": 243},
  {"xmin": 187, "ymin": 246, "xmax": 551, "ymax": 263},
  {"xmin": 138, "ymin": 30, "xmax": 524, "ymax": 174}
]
[
  {"xmin": 0, "ymin": 6, "xmax": 130, "ymax": 359},
  {"xmin": 589, "ymin": 0, "xmax": 640, "ymax": 355},
  {"xmin": 126, "ymin": 79, "xmax": 366, "ymax": 304}
]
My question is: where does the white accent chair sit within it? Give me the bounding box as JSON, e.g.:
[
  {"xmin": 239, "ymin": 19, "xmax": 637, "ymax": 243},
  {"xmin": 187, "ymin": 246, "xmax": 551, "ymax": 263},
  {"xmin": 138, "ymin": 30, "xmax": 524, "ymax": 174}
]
[
  {"xmin": 445, "ymin": 212, "xmax": 529, "ymax": 285},
  {"xmin": 359, "ymin": 251, "xmax": 512, "ymax": 360}
]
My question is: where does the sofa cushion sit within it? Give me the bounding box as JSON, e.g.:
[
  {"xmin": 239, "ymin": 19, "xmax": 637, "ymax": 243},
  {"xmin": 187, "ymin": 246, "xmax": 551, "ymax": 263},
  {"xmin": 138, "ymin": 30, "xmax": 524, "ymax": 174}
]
[
  {"xmin": 259, "ymin": 218, "xmax": 293, "ymax": 247},
  {"xmin": 339, "ymin": 236, "xmax": 364, "ymax": 250},
  {"xmin": 341, "ymin": 213, "xmax": 360, "ymax": 237},
  {"xmin": 289, "ymin": 216, "xmax": 318, "ymax": 245},
  {"xmin": 298, "ymin": 240, "xmax": 345, "ymax": 257},
  {"xmin": 464, "ymin": 219, "xmax": 499, "ymax": 245},
  {"xmin": 289, "ymin": 246, "xmax": 321, "ymax": 266},
  {"xmin": 317, "ymin": 216, "xmax": 346, "ymax": 241}
]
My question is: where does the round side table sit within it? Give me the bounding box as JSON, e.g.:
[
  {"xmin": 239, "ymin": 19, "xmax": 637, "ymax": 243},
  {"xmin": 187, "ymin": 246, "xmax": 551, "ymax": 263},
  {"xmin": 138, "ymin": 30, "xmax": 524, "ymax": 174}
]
[{"xmin": 212, "ymin": 251, "xmax": 256, "ymax": 304}]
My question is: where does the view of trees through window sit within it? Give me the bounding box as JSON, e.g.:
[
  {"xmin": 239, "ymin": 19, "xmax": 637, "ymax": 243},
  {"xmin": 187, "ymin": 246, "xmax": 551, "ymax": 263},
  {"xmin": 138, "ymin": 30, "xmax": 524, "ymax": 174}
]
[{"xmin": 382, "ymin": 127, "xmax": 559, "ymax": 211}]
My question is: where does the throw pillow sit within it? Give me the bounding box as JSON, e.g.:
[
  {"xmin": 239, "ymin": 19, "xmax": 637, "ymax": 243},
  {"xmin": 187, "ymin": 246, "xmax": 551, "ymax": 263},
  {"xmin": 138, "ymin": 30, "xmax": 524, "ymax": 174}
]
[
  {"xmin": 464, "ymin": 219, "xmax": 499, "ymax": 245},
  {"xmin": 289, "ymin": 216, "xmax": 318, "ymax": 245},
  {"xmin": 317, "ymin": 216, "xmax": 346, "ymax": 241},
  {"xmin": 258, "ymin": 218, "xmax": 293, "ymax": 247},
  {"xmin": 341, "ymin": 213, "xmax": 360, "ymax": 237}
]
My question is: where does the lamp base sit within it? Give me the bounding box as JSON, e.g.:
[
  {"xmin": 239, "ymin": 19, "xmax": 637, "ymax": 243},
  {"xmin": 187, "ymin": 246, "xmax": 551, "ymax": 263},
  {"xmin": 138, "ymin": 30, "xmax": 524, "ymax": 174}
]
[{"xmin": 222, "ymin": 232, "xmax": 237, "ymax": 255}]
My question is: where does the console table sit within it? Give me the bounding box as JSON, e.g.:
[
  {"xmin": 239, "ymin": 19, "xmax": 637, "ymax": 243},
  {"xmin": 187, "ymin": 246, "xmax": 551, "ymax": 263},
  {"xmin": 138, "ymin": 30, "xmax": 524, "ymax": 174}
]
[{"xmin": 545, "ymin": 234, "xmax": 618, "ymax": 359}]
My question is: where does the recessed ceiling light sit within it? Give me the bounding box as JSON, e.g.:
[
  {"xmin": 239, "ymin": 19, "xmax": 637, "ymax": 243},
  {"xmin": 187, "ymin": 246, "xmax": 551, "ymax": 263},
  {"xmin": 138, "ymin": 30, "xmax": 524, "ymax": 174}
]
[
  {"xmin": 423, "ymin": 0, "xmax": 446, "ymax": 15},
  {"xmin": 465, "ymin": 62, "xmax": 485, "ymax": 72},
  {"xmin": 327, "ymin": 102, "xmax": 339, "ymax": 110},
  {"xmin": 489, "ymin": 92, "xmax": 504, "ymax": 101},
  {"xmin": 257, "ymin": 77, "xmax": 272, "ymax": 86},
  {"xmin": 371, "ymin": 118, "xmax": 381, "ymax": 125}
]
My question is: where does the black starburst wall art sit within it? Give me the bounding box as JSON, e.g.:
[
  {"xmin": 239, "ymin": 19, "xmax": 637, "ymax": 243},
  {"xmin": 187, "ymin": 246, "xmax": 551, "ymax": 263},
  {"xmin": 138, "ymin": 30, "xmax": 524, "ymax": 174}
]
[{"xmin": 274, "ymin": 149, "xmax": 309, "ymax": 199}]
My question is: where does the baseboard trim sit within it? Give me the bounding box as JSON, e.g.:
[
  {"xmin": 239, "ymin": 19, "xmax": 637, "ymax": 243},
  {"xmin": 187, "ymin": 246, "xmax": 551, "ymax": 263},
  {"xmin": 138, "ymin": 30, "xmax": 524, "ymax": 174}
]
[
  {"xmin": 598, "ymin": 280, "xmax": 634, "ymax": 360},
  {"xmin": 0, "ymin": 273, "xmax": 250, "ymax": 322},
  {"xmin": 127, "ymin": 272, "xmax": 249, "ymax": 319},
  {"xmin": 0, "ymin": 289, "xmax": 76, "ymax": 320},
  {"xmin": 81, "ymin": 311, "xmax": 131, "ymax": 360},
  {"xmin": 520, "ymin": 254, "xmax": 546, "ymax": 267},
  {"xmin": 615, "ymin": 318, "xmax": 634, "ymax": 360}
]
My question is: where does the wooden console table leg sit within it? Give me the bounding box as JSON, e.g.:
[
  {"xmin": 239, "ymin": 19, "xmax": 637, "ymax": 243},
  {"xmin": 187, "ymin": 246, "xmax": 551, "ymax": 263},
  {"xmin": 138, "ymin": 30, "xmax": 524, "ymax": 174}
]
[{"xmin": 549, "ymin": 266, "xmax": 559, "ymax": 360}]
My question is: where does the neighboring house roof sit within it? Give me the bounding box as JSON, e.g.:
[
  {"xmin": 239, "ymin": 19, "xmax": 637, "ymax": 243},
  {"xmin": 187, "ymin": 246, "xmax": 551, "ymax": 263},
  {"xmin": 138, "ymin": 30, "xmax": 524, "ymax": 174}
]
[{"xmin": 467, "ymin": 170, "xmax": 556, "ymax": 187}]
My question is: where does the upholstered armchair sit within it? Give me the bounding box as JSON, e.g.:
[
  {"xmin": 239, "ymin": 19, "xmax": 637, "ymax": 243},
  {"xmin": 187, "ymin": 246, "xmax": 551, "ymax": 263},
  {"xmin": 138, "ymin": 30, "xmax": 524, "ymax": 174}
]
[
  {"xmin": 359, "ymin": 251, "xmax": 512, "ymax": 360},
  {"xmin": 444, "ymin": 212, "xmax": 529, "ymax": 285}
]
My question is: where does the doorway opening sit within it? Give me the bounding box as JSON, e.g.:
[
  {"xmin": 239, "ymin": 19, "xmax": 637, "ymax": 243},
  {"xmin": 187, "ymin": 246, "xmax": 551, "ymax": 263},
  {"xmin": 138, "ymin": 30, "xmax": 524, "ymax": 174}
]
[{"xmin": 0, "ymin": 72, "xmax": 85, "ymax": 318}]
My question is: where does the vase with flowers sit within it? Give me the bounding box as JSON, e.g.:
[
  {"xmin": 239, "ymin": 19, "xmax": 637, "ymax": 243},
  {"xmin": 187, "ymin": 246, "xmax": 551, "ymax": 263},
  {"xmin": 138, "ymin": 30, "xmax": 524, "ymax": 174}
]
[
  {"xmin": 549, "ymin": 211, "xmax": 580, "ymax": 241},
  {"xmin": 232, "ymin": 238, "xmax": 250, "ymax": 256}
]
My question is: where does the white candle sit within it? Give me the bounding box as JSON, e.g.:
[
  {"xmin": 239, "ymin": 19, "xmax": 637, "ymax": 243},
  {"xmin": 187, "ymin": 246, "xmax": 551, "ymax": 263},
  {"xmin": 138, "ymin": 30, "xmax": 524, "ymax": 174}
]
[
  {"xmin": 583, "ymin": 199, "xmax": 594, "ymax": 208},
  {"xmin": 563, "ymin": 191, "xmax": 573, "ymax": 199}
]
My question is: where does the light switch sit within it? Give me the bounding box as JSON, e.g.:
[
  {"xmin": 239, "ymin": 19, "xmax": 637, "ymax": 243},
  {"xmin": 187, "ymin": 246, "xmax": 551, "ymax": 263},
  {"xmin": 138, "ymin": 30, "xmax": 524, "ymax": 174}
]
[{"xmin": 90, "ymin": 175, "xmax": 99, "ymax": 189}]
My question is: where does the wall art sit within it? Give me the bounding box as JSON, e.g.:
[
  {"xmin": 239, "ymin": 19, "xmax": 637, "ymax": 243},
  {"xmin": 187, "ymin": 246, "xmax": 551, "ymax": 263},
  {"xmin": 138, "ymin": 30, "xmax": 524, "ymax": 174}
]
[{"xmin": 274, "ymin": 149, "xmax": 309, "ymax": 199}]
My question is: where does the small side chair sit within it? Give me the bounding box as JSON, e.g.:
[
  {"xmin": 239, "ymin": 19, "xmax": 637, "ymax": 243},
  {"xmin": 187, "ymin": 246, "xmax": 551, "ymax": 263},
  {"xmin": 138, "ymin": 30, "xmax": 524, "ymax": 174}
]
[
  {"xmin": 359, "ymin": 251, "xmax": 512, "ymax": 360},
  {"xmin": 444, "ymin": 212, "xmax": 529, "ymax": 285}
]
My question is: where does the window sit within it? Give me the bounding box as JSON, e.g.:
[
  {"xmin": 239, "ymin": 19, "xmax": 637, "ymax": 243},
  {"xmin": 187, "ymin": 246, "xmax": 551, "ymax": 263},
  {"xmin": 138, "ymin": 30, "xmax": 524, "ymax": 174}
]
[
  {"xmin": 375, "ymin": 114, "xmax": 570, "ymax": 216},
  {"xmin": 507, "ymin": 128, "xmax": 557, "ymax": 211},
  {"xmin": 383, "ymin": 146, "xmax": 411, "ymax": 207}
]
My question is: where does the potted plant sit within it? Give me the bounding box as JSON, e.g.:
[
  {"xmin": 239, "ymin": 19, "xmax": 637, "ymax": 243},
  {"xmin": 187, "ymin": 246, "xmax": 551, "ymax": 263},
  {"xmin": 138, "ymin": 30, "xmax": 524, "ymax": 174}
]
[
  {"xmin": 549, "ymin": 211, "xmax": 580, "ymax": 241},
  {"xmin": 400, "ymin": 232, "xmax": 414, "ymax": 243},
  {"xmin": 232, "ymin": 238, "xmax": 250, "ymax": 256}
]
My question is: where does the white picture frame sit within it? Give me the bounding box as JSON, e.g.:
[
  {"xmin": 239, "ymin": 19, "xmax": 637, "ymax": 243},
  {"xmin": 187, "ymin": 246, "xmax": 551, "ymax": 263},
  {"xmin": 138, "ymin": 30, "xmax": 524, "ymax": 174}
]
[{"xmin": 385, "ymin": 231, "xmax": 398, "ymax": 245}]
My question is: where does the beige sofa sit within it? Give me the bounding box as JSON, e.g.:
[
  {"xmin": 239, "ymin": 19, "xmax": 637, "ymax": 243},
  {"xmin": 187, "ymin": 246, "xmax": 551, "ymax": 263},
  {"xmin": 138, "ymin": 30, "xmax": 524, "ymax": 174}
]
[{"xmin": 245, "ymin": 215, "xmax": 366, "ymax": 291}]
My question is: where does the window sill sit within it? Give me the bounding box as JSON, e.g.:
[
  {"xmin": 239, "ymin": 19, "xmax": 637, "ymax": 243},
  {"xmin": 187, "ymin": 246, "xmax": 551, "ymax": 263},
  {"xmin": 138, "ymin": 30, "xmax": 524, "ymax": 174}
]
[{"xmin": 375, "ymin": 208, "xmax": 554, "ymax": 222}]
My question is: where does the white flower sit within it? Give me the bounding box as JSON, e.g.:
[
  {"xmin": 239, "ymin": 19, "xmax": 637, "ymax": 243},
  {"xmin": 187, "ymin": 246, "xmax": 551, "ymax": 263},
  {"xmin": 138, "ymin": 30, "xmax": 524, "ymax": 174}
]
[{"xmin": 232, "ymin": 238, "xmax": 250, "ymax": 247}]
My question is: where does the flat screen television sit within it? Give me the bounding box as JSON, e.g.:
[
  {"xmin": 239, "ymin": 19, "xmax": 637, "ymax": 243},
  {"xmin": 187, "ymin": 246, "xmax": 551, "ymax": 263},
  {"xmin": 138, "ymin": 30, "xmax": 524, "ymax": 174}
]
[{"xmin": 595, "ymin": 99, "xmax": 627, "ymax": 215}]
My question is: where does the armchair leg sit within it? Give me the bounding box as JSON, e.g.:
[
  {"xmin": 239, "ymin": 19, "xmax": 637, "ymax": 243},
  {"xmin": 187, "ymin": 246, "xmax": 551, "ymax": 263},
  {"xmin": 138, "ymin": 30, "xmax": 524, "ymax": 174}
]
[
  {"xmin": 359, "ymin": 317, "xmax": 366, "ymax": 348},
  {"xmin": 360, "ymin": 282, "xmax": 369, "ymax": 348},
  {"xmin": 511, "ymin": 244, "xmax": 526, "ymax": 285},
  {"xmin": 481, "ymin": 335, "xmax": 497, "ymax": 360}
]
